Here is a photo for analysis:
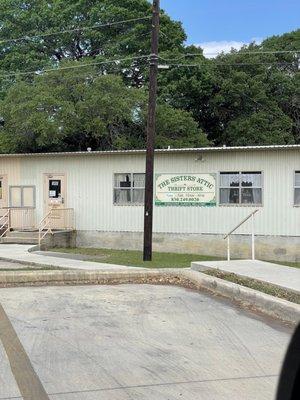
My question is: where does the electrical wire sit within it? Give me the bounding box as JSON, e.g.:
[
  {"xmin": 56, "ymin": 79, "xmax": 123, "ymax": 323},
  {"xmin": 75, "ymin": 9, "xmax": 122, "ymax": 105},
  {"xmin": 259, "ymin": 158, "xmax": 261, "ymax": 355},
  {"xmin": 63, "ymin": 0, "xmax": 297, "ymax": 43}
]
[
  {"xmin": 205, "ymin": 50, "xmax": 300, "ymax": 56},
  {"xmin": 1, "ymin": 55, "xmax": 298, "ymax": 80},
  {"xmin": 0, "ymin": 54, "xmax": 151, "ymax": 79},
  {"xmin": 158, "ymin": 61, "xmax": 298, "ymax": 68},
  {"xmin": 0, "ymin": 16, "xmax": 151, "ymax": 44},
  {"xmin": 159, "ymin": 50, "xmax": 300, "ymax": 63},
  {"xmin": 1, "ymin": 57, "xmax": 297, "ymax": 80}
]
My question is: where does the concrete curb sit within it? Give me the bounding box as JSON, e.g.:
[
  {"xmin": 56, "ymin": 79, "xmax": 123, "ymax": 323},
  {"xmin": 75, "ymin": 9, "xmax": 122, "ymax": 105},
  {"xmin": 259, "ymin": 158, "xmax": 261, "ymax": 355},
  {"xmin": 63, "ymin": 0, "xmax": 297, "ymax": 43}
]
[
  {"xmin": 0, "ymin": 268, "xmax": 299, "ymax": 325},
  {"xmin": 191, "ymin": 262, "xmax": 300, "ymax": 295},
  {"xmin": 28, "ymin": 245, "xmax": 40, "ymax": 253},
  {"xmin": 181, "ymin": 269, "xmax": 300, "ymax": 325},
  {"xmin": 0, "ymin": 269, "xmax": 178, "ymax": 285}
]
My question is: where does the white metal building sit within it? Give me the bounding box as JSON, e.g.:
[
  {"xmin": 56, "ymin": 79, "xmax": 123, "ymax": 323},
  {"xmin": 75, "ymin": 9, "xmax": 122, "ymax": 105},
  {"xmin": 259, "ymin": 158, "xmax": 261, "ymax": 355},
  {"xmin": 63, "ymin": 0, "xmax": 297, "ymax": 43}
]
[{"xmin": 0, "ymin": 144, "xmax": 299, "ymax": 261}]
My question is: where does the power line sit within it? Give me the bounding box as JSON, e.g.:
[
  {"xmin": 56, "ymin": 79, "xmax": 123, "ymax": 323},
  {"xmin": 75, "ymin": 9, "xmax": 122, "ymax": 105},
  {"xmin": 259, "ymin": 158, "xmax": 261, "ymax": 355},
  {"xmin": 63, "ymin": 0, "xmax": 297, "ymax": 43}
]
[
  {"xmin": 1, "ymin": 56, "xmax": 297, "ymax": 80},
  {"xmin": 205, "ymin": 50, "xmax": 300, "ymax": 56},
  {"xmin": 159, "ymin": 50, "xmax": 300, "ymax": 63},
  {"xmin": 0, "ymin": 16, "xmax": 151, "ymax": 44},
  {"xmin": 158, "ymin": 60, "xmax": 298, "ymax": 68},
  {"xmin": 0, "ymin": 55, "xmax": 151, "ymax": 79}
]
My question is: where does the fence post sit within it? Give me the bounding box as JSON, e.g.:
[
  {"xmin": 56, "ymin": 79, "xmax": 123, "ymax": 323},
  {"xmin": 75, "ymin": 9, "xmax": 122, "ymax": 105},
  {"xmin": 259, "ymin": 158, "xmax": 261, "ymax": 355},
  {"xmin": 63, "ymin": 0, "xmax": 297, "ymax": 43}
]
[
  {"xmin": 251, "ymin": 213, "xmax": 255, "ymax": 260},
  {"xmin": 227, "ymin": 236, "xmax": 230, "ymax": 261}
]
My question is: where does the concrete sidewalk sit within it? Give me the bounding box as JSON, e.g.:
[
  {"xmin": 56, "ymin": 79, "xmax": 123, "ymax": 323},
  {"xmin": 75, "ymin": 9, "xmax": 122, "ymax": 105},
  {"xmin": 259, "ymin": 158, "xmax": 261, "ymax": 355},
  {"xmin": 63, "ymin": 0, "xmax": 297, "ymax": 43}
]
[
  {"xmin": 0, "ymin": 244, "xmax": 141, "ymax": 271},
  {"xmin": 1, "ymin": 244, "xmax": 299, "ymax": 296},
  {"xmin": 192, "ymin": 259, "xmax": 300, "ymax": 293}
]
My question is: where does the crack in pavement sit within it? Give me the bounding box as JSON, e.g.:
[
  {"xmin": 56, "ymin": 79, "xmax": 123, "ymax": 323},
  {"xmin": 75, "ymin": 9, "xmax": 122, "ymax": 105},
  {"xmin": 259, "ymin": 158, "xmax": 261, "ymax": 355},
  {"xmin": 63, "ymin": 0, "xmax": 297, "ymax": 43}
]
[{"xmin": 0, "ymin": 373, "xmax": 279, "ymax": 399}]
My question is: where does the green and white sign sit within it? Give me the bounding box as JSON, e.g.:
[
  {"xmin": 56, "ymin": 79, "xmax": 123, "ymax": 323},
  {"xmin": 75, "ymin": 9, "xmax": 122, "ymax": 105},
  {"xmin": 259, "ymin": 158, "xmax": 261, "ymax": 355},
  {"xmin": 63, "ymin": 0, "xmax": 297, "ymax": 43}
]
[{"xmin": 155, "ymin": 173, "xmax": 216, "ymax": 206}]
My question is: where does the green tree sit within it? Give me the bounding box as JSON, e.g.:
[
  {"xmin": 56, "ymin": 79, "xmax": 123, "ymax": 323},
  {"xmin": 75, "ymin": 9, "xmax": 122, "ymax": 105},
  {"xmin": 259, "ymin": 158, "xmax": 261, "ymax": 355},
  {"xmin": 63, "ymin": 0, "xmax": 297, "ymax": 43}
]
[
  {"xmin": 0, "ymin": 1, "xmax": 298, "ymax": 151},
  {"xmin": 0, "ymin": 0, "xmax": 186, "ymax": 87},
  {"xmin": 0, "ymin": 63, "xmax": 208, "ymax": 153},
  {"xmin": 159, "ymin": 30, "xmax": 300, "ymax": 146}
]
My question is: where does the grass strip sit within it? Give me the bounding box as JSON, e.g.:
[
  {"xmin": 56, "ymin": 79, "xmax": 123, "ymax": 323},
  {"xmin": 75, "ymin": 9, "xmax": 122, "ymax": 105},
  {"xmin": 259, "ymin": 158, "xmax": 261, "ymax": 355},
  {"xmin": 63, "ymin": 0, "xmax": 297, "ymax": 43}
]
[
  {"xmin": 51, "ymin": 247, "xmax": 223, "ymax": 268},
  {"xmin": 270, "ymin": 260, "xmax": 300, "ymax": 269},
  {"xmin": 51, "ymin": 248, "xmax": 300, "ymax": 270},
  {"xmin": 203, "ymin": 269, "xmax": 300, "ymax": 304}
]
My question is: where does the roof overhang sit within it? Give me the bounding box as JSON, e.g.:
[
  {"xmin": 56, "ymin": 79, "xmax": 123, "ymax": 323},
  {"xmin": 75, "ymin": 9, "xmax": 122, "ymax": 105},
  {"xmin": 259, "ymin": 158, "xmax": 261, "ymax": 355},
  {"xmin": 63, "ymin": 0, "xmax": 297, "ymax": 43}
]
[{"xmin": 0, "ymin": 144, "xmax": 299, "ymax": 158}]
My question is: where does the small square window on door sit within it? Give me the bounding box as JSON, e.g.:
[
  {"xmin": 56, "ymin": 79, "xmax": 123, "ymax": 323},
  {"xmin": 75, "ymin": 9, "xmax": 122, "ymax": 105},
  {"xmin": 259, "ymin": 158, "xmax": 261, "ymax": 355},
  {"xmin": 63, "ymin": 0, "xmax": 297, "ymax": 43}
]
[
  {"xmin": 44, "ymin": 174, "xmax": 66, "ymax": 210},
  {"xmin": 49, "ymin": 180, "xmax": 61, "ymax": 198}
]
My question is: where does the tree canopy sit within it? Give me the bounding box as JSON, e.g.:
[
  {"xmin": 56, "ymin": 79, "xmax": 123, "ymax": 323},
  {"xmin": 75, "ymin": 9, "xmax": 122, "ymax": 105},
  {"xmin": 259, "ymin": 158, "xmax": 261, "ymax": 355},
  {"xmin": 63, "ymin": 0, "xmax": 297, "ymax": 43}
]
[
  {"xmin": 0, "ymin": 0, "xmax": 299, "ymax": 153},
  {"xmin": 0, "ymin": 65, "xmax": 208, "ymax": 153},
  {"xmin": 159, "ymin": 31, "xmax": 300, "ymax": 146},
  {"xmin": 0, "ymin": 0, "xmax": 185, "ymax": 87}
]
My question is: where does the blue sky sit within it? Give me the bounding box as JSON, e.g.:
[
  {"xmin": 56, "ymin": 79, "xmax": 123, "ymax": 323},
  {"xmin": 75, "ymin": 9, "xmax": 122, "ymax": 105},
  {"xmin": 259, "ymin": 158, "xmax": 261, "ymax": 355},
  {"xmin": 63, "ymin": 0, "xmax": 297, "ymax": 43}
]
[{"xmin": 160, "ymin": 0, "xmax": 300, "ymax": 56}]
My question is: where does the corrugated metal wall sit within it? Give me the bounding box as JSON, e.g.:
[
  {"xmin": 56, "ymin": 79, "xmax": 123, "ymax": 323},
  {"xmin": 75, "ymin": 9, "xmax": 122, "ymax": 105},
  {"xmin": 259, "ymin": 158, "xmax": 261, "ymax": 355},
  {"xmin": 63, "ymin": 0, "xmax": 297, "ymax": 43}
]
[
  {"xmin": 0, "ymin": 149, "xmax": 299, "ymax": 236},
  {"xmin": 0, "ymin": 158, "xmax": 21, "ymax": 185}
]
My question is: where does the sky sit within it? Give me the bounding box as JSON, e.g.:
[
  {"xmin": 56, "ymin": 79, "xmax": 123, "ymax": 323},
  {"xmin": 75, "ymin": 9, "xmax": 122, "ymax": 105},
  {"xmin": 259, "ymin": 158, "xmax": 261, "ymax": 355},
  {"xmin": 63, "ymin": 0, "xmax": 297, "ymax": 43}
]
[{"xmin": 160, "ymin": 0, "xmax": 300, "ymax": 56}]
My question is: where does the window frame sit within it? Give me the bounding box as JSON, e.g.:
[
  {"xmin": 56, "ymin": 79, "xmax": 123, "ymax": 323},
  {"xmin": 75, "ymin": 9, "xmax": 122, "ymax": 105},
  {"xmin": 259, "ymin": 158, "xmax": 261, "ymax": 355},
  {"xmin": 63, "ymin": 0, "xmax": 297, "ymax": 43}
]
[
  {"xmin": 9, "ymin": 185, "xmax": 36, "ymax": 208},
  {"xmin": 219, "ymin": 171, "xmax": 263, "ymax": 207},
  {"xmin": 113, "ymin": 173, "xmax": 145, "ymax": 206},
  {"xmin": 294, "ymin": 170, "xmax": 300, "ymax": 207}
]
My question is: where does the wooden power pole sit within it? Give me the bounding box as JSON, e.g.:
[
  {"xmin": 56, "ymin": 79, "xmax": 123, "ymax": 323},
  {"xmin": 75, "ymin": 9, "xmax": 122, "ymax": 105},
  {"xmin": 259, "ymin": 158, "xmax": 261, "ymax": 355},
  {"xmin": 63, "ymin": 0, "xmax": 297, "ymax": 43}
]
[{"xmin": 143, "ymin": 0, "xmax": 160, "ymax": 261}]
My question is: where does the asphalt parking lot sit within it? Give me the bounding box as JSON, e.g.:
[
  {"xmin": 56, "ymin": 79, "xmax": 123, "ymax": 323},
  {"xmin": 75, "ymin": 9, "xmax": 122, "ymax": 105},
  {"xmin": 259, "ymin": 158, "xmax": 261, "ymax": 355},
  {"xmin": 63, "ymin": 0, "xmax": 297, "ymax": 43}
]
[{"xmin": 0, "ymin": 284, "xmax": 293, "ymax": 400}]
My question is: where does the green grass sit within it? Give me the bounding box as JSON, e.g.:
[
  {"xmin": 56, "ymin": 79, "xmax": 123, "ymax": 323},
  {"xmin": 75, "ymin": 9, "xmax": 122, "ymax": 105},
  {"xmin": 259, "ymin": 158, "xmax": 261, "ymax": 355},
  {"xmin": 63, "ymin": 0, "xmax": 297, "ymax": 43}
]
[
  {"xmin": 51, "ymin": 247, "xmax": 300, "ymax": 270},
  {"xmin": 52, "ymin": 247, "xmax": 223, "ymax": 269},
  {"xmin": 203, "ymin": 269, "xmax": 300, "ymax": 304},
  {"xmin": 272, "ymin": 261, "xmax": 300, "ymax": 269}
]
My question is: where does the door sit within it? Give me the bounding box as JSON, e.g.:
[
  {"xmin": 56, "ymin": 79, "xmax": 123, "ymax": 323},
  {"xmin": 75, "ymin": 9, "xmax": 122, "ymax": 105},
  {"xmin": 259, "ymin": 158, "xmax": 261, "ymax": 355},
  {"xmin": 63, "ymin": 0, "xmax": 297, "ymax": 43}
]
[{"xmin": 44, "ymin": 174, "xmax": 66, "ymax": 229}]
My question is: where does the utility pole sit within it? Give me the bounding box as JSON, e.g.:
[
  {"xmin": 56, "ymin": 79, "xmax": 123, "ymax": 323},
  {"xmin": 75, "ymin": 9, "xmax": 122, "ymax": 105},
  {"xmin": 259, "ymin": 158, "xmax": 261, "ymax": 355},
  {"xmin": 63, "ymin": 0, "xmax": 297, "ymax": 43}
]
[{"xmin": 143, "ymin": 0, "xmax": 160, "ymax": 261}]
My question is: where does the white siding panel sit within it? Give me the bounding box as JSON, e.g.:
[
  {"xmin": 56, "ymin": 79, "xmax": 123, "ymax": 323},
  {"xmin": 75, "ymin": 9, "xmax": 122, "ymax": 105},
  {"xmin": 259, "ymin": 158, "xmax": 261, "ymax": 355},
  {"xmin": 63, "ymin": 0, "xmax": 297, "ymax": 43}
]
[
  {"xmin": 0, "ymin": 158, "xmax": 21, "ymax": 185},
  {"xmin": 8, "ymin": 149, "xmax": 298, "ymax": 237}
]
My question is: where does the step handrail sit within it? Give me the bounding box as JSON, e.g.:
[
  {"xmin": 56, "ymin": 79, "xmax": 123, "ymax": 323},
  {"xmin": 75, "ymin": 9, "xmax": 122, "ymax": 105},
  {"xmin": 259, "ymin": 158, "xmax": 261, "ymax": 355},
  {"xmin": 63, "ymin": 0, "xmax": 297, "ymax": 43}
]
[
  {"xmin": 38, "ymin": 208, "xmax": 75, "ymax": 246},
  {"xmin": 0, "ymin": 210, "xmax": 10, "ymax": 237},
  {"xmin": 224, "ymin": 209, "xmax": 260, "ymax": 261},
  {"xmin": 38, "ymin": 209, "xmax": 53, "ymax": 246}
]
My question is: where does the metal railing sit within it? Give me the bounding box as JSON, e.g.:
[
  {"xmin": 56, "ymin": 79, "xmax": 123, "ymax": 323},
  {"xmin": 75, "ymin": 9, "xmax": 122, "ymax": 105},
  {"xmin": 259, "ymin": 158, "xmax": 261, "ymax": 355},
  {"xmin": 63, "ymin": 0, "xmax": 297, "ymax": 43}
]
[
  {"xmin": 0, "ymin": 210, "xmax": 10, "ymax": 237},
  {"xmin": 38, "ymin": 208, "xmax": 74, "ymax": 246},
  {"xmin": 38, "ymin": 210, "xmax": 53, "ymax": 246},
  {"xmin": 224, "ymin": 209, "xmax": 259, "ymax": 261},
  {"xmin": 1, "ymin": 207, "xmax": 35, "ymax": 235},
  {"xmin": 9, "ymin": 208, "xmax": 35, "ymax": 230}
]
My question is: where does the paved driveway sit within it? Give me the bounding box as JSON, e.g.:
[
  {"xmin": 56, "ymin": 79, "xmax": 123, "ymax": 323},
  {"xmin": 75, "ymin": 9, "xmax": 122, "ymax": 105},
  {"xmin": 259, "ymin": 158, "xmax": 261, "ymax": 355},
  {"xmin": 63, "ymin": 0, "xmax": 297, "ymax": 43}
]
[{"xmin": 0, "ymin": 284, "xmax": 292, "ymax": 400}]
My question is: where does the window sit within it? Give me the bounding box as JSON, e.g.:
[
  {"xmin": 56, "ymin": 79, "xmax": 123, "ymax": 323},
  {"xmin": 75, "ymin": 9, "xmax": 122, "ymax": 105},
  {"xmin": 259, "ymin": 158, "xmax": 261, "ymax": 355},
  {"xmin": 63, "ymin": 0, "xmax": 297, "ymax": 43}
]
[
  {"xmin": 9, "ymin": 186, "xmax": 35, "ymax": 208},
  {"xmin": 49, "ymin": 179, "xmax": 61, "ymax": 198},
  {"xmin": 114, "ymin": 173, "xmax": 145, "ymax": 205},
  {"xmin": 295, "ymin": 171, "xmax": 300, "ymax": 206},
  {"xmin": 220, "ymin": 172, "xmax": 262, "ymax": 205}
]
